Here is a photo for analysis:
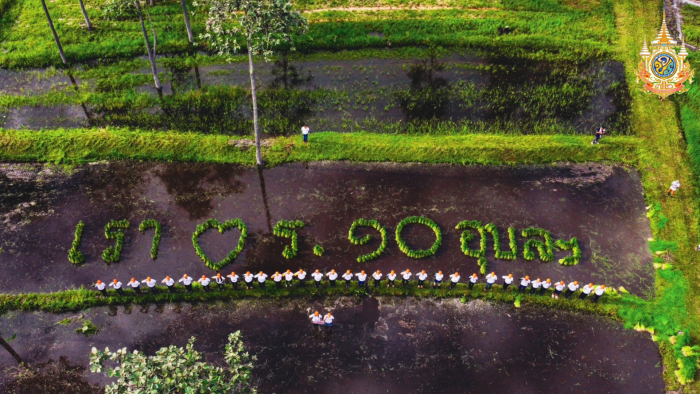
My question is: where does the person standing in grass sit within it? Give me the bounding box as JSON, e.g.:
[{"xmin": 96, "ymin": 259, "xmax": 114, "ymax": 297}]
[
  {"xmin": 502, "ymin": 274, "xmax": 514, "ymax": 292},
  {"xmin": 127, "ymin": 278, "xmax": 141, "ymax": 295},
  {"xmin": 591, "ymin": 126, "xmax": 605, "ymax": 145},
  {"xmin": 311, "ymin": 269, "xmax": 324, "ymax": 288},
  {"xmin": 271, "ymin": 272, "xmax": 283, "ymax": 289},
  {"xmin": 468, "ymin": 273, "xmax": 478, "ymax": 290},
  {"xmin": 254, "ymin": 271, "xmax": 268, "ymax": 289},
  {"xmin": 142, "ymin": 277, "xmax": 157, "ymax": 294},
  {"xmin": 294, "ymin": 269, "xmax": 307, "ymax": 287},
  {"xmin": 372, "ymin": 270, "xmax": 383, "ymax": 288},
  {"xmin": 592, "ymin": 284, "xmax": 606, "ymax": 302},
  {"xmin": 302, "ymin": 125, "xmax": 310, "ymax": 144},
  {"xmin": 243, "ymin": 271, "xmax": 254, "ymax": 290},
  {"xmin": 668, "ymin": 180, "xmax": 681, "ymax": 198},
  {"xmin": 227, "ymin": 272, "xmax": 240, "ymax": 290},
  {"xmin": 530, "ymin": 278, "xmax": 542, "ymax": 295},
  {"xmin": 518, "ymin": 276, "xmax": 530, "ymax": 293},
  {"xmin": 110, "ymin": 279, "xmax": 124, "ymax": 296},
  {"xmin": 388, "ymin": 270, "xmax": 397, "ymax": 287},
  {"xmin": 212, "ymin": 273, "xmax": 225, "ymax": 291},
  {"xmin": 343, "ymin": 270, "xmax": 353, "ymax": 288},
  {"xmin": 564, "ymin": 281, "xmax": 579, "ymax": 299},
  {"xmin": 539, "ymin": 278, "xmax": 551, "ymax": 296},
  {"xmin": 356, "ymin": 270, "xmax": 368, "ymax": 288},
  {"xmin": 162, "ymin": 276, "xmax": 175, "ymax": 293},
  {"xmin": 179, "ymin": 274, "xmax": 194, "ymax": 293},
  {"xmin": 198, "ymin": 275, "xmax": 211, "ymax": 292},
  {"xmin": 434, "ymin": 271, "xmax": 443, "ymax": 288},
  {"xmin": 94, "ymin": 280, "xmax": 107, "ymax": 296},
  {"xmin": 485, "ymin": 272, "xmax": 497, "ymax": 291},
  {"xmin": 327, "ymin": 269, "xmax": 338, "ymax": 287},
  {"xmin": 417, "ymin": 270, "xmax": 428, "ymax": 288},
  {"xmin": 400, "ymin": 269, "xmax": 412, "ymax": 287},
  {"xmin": 283, "ymin": 270, "xmax": 294, "ymax": 288},
  {"xmin": 449, "ymin": 272, "xmax": 461, "ymax": 289},
  {"xmin": 552, "ymin": 280, "xmax": 565, "ymax": 299},
  {"xmin": 579, "ymin": 283, "xmax": 594, "ymax": 300}
]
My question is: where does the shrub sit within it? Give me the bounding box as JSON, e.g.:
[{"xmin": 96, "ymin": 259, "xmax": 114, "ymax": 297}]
[
  {"xmin": 273, "ymin": 220, "xmax": 305, "ymax": 259},
  {"xmin": 68, "ymin": 221, "xmax": 85, "ymax": 264},
  {"xmin": 483, "ymin": 223, "xmax": 518, "ymax": 260},
  {"xmin": 348, "ymin": 218, "xmax": 388, "ymax": 263},
  {"xmin": 521, "ymin": 227, "xmax": 554, "ymax": 262},
  {"xmin": 139, "ymin": 219, "xmax": 162, "ymax": 260},
  {"xmin": 192, "ymin": 219, "xmax": 247, "ymax": 270},
  {"xmin": 313, "ymin": 245, "xmax": 324, "ymax": 257},
  {"xmin": 102, "ymin": 220, "xmax": 130, "ymax": 263},
  {"xmin": 75, "ymin": 320, "xmax": 99, "ymax": 337},
  {"xmin": 456, "ymin": 220, "xmax": 487, "ymax": 273},
  {"xmin": 555, "ymin": 237, "xmax": 581, "ymax": 266},
  {"xmin": 395, "ymin": 216, "xmax": 442, "ymax": 259}
]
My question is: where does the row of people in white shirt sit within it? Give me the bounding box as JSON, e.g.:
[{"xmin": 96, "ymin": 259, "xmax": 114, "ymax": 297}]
[{"xmin": 94, "ymin": 270, "xmax": 608, "ymax": 302}]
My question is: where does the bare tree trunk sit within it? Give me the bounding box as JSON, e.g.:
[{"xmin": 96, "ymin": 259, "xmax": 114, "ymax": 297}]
[
  {"xmin": 78, "ymin": 0, "xmax": 93, "ymax": 31},
  {"xmin": 135, "ymin": 0, "xmax": 161, "ymax": 94},
  {"xmin": 41, "ymin": 0, "xmax": 67, "ymax": 65},
  {"xmin": 180, "ymin": 0, "xmax": 193, "ymax": 44},
  {"xmin": 247, "ymin": 37, "xmax": 262, "ymax": 166},
  {"xmin": 0, "ymin": 332, "xmax": 23, "ymax": 365}
]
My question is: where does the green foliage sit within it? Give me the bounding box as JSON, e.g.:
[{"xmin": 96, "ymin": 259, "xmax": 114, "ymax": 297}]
[
  {"xmin": 76, "ymin": 320, "xmax": 99, "ymax": 337},
  {"xmin": 68, "ymin": 221, "xmax": 85, "ymax": 264},
  {"xmin": 192, "ymin": 218, "xmax": 248, "ymax": 270},
  {"xmin": 484, "ymin": 223, "xmax": 517, "ymax": 260},
  {"xmin": 348, "ymin": 218, "xmax": 388, "ymax": 263},
  {"xmin": 521, "ymin": 227, "xmax": 554, "ymax": 262},
  {"xmin": 555, "ymin": 237, "xmax": 581, "ymax": 266},
  {"xmin": 138, "ymin": 219, "xmax": 162, "ymax": 260},
  {"xmin": 102, "ymin": 220, "xmax": 130, "ymax": 263},
  {"xmin": 456, "ymin": 220, "xmax": 487, "ymax": 273},
  {"xmin": 273, "ymin": 219, "xmax": 304, "ymax": 259},
  {"xmin": 102, "ymin": 0, "xmax": 139, "ymax": 21},
  {"xmin": 395, "ymin": 216, "xmax": 442, "ymax": 258},
  {"xmin": 313, "ymin": 244, "xmax": 324, "ymax": 257}
]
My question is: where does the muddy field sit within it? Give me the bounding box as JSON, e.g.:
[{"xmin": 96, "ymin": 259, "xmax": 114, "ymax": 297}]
[
  {"xmin": 0, "ymin": 298, "xmax": 663, "ymax": 393},
  {"xmin": 0, "ymin": 161, "xmax": 652, "ymax": 295}
]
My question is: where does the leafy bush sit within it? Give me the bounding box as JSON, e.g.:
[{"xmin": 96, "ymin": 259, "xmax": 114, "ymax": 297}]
[
  {"xmin": 102, "ymin": 220, "xmax": 130, "ymax": 263},
  {"xmin": 395, "ymin": 216, "xmax": 442, "ymax": 258},
  {"xmin": 521, "ymin": 227, "xmax": 554, "ymax": 262},
  {"xmin": 75, "ymin": 320, "xmax": 99, "ymax": 337},
  {"xmin": 348, "ymin": 218, "xmax": 388, "ymax": 263},
  {"xmin": 456, "ymin": 220, "xmax": 487, "ymax": 273},
  {"xmin": 483, "ymin": 223, "xmax": 517, "ymax": 260},
  {"xmin": 192, "ymin": 218, "xmax": 247, "ymax": 270},
  {"xmin": 555, "ymin": 237, "xmax": 581, "ymax": 266},
  {"xmin": 68, "ymin": 221, "xmax": 85, "ymax": 264},
  {"xmin": 273, "ymin": 220, "xmax": 305, "ymax": 259},
  {"xmin": 139, "ymin": 219, "xmax": 162, "ymax": 260},
  {"xmin": 313, "ymin": 245, "xmax": 324, "ymax": 257},
  {"xmin": 101, "ymin": 0, "xmax": 139, "ymax": 21}
]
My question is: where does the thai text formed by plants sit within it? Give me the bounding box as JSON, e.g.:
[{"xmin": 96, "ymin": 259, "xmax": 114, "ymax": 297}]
[
  {"xmin": 102, "ymin": 220, "xmax": 129, "ymax": 263},
  {"xmin": 273, "ymin": 219, "xmax": 305, "ymax": 259},
  {"xmin": 456, "ymin": 220, "xmax": 488, "ymax": 274},
  {"xmin": 348, "ymin": 218, "xmax": 388, "ymax": 263},
  {"xmin": 139, "ymin": 219, "xmax": 162, "ymax": 260},
  {"xmin": 192, "ymin": 218, "xmax": 248, "ymax": 270},
  {"xmin": 68, "ymin": 221, "xmax": 85, "ymax": 264},
  {"xmin": 522, "ymin": 227, "xmax": 554, "ymax": 262},
  {"xmin": 555, "ymin": 237, "xmax": 581, "ymax": 266},
  {"xmin": 395, "ymin": 216, "xmax": 442, "ymax": 259}
]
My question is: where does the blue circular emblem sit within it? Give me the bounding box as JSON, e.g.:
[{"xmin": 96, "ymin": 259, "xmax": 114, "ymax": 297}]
[{"xmin": 652, "ymin": 53, "xmax": 676, "ymax": 78}]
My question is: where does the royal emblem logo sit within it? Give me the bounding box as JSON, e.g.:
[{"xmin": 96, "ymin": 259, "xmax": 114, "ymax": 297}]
[{"xmin": 635, "ymin": 12, "xmax": 694, "ymax": 99}]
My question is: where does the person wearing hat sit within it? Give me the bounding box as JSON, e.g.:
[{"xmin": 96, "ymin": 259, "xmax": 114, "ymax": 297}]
[
  {"xmin": 311, "ymin": 269, "xmax": 324, "ymax": 288},
  {"xmin": 434, "ymin": 271, "xmax": 443, "ymax": 288},
  {"xmin": 142, "ymin": 277, "xmax": 157, "ymax": 294},
  {"xmin": 342, "ymin": 270, "xmax": 354, "ymax": 288},
  {"xmin": 227, "ymin": 272, "xmax": 240, "ymax": 290},
  {"xmin": 198, "ymin": 275, "xmax": 211, "ymax": 292},
  {"xmin": 161, "ymin": 276, "xmax": 175, "ymax": 293},
  {"xmin": 94, "ymin": 280, "xmax": 107, "ymax": 296},
  {"xmin": 271, "ymin": 272, "xmax": 283, "ymax": 289},
  {"xmin": 323, "ymin": 312, "xmax": 335, "ymax": 331},
  {"xmin": 539, "ymin": 279, "xmax": 552, "ymax": 296},
  {"xmin": 126, "ymin": 278, "xmax": 141, "ymax": 295},
  {"xmin": 179, "ymin": 274, "xmax": 194, "ymax": 293},
  {"xmin": 388, "ymin": 270, "xmax": 397, "ymax": 287},
  {"xmin": 564, "ymin": 281, "xmax": 579, "ymax": 299},
  {"xmin": 400, "ymin": 269, "xmax": 412, "ymax": 287},
  {"xmin": 294, "ymin": 269, "xmax": 307, "ymax": 287},
  {"xmin": 502, "ymin": 274, "xmax": 514, "ymax": 292},
  {"xmin": 668, "ymin": 180, "xmax": 681, "ymax": 198},
  {"xmin": 243, "ymin": 271, "xmax": 254, "ymax": 290},
  {"xmin": 283, "ymin": 270, "xmax": 294, "ymax": 287},
  {"xmin": 326, "ymin": 269, "xmax": 338, "ymax": 287},
  {"xmin": 579, "ymin": 283, "xmax": 594, "ymax": 300},
  {"xmin": 372, "ymin": 270, "xmax": 383, "ymax": 288},
  {"xmin": 309, "ymin": 311, "xmax": 323, "ymax": 330},
  {"xmin": 212, "ymin": 273, "xmax": 225, "ymax": 291},
  {"xmin": 530, "ymin": 278, "xmax": 542, "ymax": 295},
  {"xmin": 518, "ymin": 276, "xmax": 531, "ymax": 293},
  {"xmin": 356, "ymin": 270, "xmax": 367, "ymax": 288},
  {"xmin": 552, "ymin": 281, "xmax": 565, "ymax": 299},
  {"xmin": 417, "ymin": 270, "xmax": 428, "ymax": 288},
  {"xmin": 449, "ymin": 272, "xmax": 460, "ymax": 289},
  {"xmin": 254, "ymin": 271, "xmax": 268, "ymax": 289},
  {"xmin": 592, "ymin": 284, "xmax": 606, "ymax": 302},
  {"xmin": 485, "ymin": 272, "xmax": 497, "ymax": 291},
  {"xmin": 468, "ymin": 273, "xmax": 478, "ymax": 290},
  {"xmin": 110, "ymin": 279, "xmax": 124, "ymax": 296}
]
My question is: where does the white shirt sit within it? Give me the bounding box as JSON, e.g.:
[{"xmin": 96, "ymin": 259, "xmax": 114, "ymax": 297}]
[
  {"xmin": 310, "ymin": 314, "xmax": 323, "ymax": 323},
  {"xmin": 520, "ymin": 278, "xmax": 530, "ymax": 287},
  {"xmin": 567, "ymin": 282, "xmax": 579, "ymax": 291},
  {"xmin": 417, "ymin": 273, "xmax": 428, "ymax": 281},
  {"xmin": 502, "ymin": 276, "xmax": 514, "ymax": 284},
  {"xmin": 227, "ymin": 274, "xmax": 239, "ymax": 283},
  {"xmin": 213, "ymin": 276, "xmax": 224, "ymax": 284},
  {"xmin": 179, "ymin": 277, "xmax": 193, "ymax": 285},
  {"xmin": 555, "ymin": 283, "xmax": 566, "ymax": 291},
  {"xmin": 94, "ymin": 282, "xmax": 106, "ymax": 290},
  {"xmin": 272, "ymin": 273, "xmax": 282, "ymax": 282},
  {"xmin": 254, "ymin": 273, "xmax": 268, "ymax": 283},
  {"xmin": 302, "ymin": 126, "xmax": 310, "ymax": 135},
  {"xmin": 342, "ymin": 273, "xmax": 353, "ymax": 280},
  {"xmin": 311, "ymin": 272, "xmax": 324, "ymax": 281},
  {"xmin": 469, "ymin": 275, "xmax": 478, "ymax": 284},
  {"xmin": 434, "ymin": 273, "xmax": 443, "ymax": 281},
  {"xmin": 582, "ymin": 284, "xmax": 594, "ymax": 294},
  {"xmin": 127, "ymin": 280, "xmax": 140, "ymax": 288},
  {"xmin": 542, "ymin": 281, "xmax": 551, "ymax": 289},
  {"xmin": 244, "ymin": 273, "xmax": 254, "ymax": 283},
  {"xmin": 356, "ymin": 273, "xmax": 367, "ymax": 281},
  {"xmin": 372, "ymin": 272, "xmax": 383, "ymax": 280},
  {"xmin": 198, "ymin": 278, "xmax": 211, "ymax": 286},
  {"xmin": 485, "ymin": 273, "xmax": 497, "ymax": 284},
  {"xmin": 450, "ymin": 274, "xmax": 460, "ymax": 283},
  {"xmin": 162, "ymin": 278, "xmax": 175, "ymax": 286},
  {"xmin": 531, "ymin": 280, "xmax": 542, "ymax": 289},
  {"xmin": 401, "ymin": 271, "xmax": 412, "ymax": 280},
  {"xmin": 109, "ymin": 281, "xmax": 122, "ymax": 289},
  {"xmin": 594, "ymin": 286, "xmax": 606, "ymax": 296},
  {"xmin": 327, "ymin": 272, "xmax": 338, "ymax": 280},
  {"xmin": 671, "ymin": 181, "xmax": 681, "ymax": 191},
  {"xmin": 323, "ymin": 314, "xmax": 334, "ymax": 324},
  {"xmin": 388, "ymin": 273, "xmax": 397, "ymax": 280},
  {"xmin": 296, "ymin": 270, "xmax": 307, "ymax": 280},
  {"xmin": 142, "ymin": 279, "xmax": 156, "ymax": 288},
  {"xmin": 283, "ymin": 272, "xmax": 294, "ymax": 281}
]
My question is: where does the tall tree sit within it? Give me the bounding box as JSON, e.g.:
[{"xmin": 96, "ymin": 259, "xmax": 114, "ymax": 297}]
[
  {"xmin": 41, "ymin": 0, "xmax": 67, "ymax": 65},
  {"xmin": 78, "ymin": 0, "xmax": 93, "ymax": 30},
  {"xmin": 203, "ymin": 0, "xmax": 308, "ymax": 166},
  {"xmin": 180, "ymin": 0, "xmax": 194, "ymax": 43},
  {"xmin": 134, "ymin": 0, "xmax": 162, "ymax": 94}
]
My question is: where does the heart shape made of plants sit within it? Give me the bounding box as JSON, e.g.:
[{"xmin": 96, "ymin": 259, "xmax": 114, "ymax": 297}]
[{"xmin": 192, "ymin": 218, "xmax": 248, "ymax": 270}]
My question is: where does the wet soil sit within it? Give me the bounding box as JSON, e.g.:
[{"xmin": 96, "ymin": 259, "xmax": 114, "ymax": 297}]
[
  {"xmin": 0, "ymin": 298, "xmax": 664, "ymax": 393},
  {"xmin": 0, "ymin": 162, "xmax": 652, "ymax": 295}
]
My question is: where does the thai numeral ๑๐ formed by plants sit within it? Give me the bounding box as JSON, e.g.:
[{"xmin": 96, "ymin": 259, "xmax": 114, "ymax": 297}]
[
  {"xmin": 139, "ymin": 219, "xmax": 162, "ymax": 260},
  {"xmin": 522, "ymin": 227, "xmax": 554, "ymax": 262},
  {"xmin": 348, "ymin": 218, "xmax": 388, "ymax": 263},
  {"xmin": 555, "ymin": 237, "xmax": 581, "ymax": 266},
  {"xmin": 273, "ymin": 220, "xmax": 305, "ymax": 259},
  {"xmin": 395, "ymin": 216, "xmax": 442, "ymax": 259},
  {"xmin": 192, "ymin": 218, "xmax": 248, "ymax": 270},
  {"xmin": 68, "ymin": 221, "xmax": 85, "ymax": 264},
  {"xmin": 102, "ymin": 220, "xmax": 130, "ymax": 263}
]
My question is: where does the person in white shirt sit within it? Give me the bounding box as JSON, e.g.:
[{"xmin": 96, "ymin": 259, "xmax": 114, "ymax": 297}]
[
  {"xmin": 356, "ymin": 270, "xmax": 367, "ymax": 288},
  {"xmin": 127, "ymin": 278, "xmax": 141, "ymax": 295},
  {"xmin": 449, "ymin": 272, "xmax": 460, "ymax": 289},
  {"xmin": 400, "ymin": 269, "xmax": 412, "ymax": 287},
  {"xmin": 302, "ymin": 125, "xmax": 310, "ymax": 144},
  {"xmin": 162, "ymin": 276, "xmax": 175, "ymax": 293},
  {"xmin": 142, "ymin": 277, "xmax": 157, "ymax": 294},
  {"xmin": 212, "ymin": 273, "xmax": 225, "ymax": 291},
  {"xmin": 530, "ymin": 278, "xmax": 542, "ymax": 295},
  {"xmin": 309, "ymin": 311, "xmax": 323, "ymax": 330},
  {"xmin": 311, "ymin": 270, "xmax": 324, "ymax": 288},
  {"xmin": 387, "ymin": 270, "xmax": 397, "ymax": 287},
  {"xmin": 434, "ymin": 271, "xmax": 443, "ymax": 288},
  {"xmin": 468, "ymin": 273, "xmax": 478, "ymax": 290},
  {"xmin": 502, "ymin": 274, "xmax": 514, "ymax": 292},
  {"xmin": 94, "ymin": 280, "xmax": 107, "ymax": 296},
  {"xmin": 179, "ymin": 274, "xmax": 194, "ymax": 293},
  {"xmin": 592, "ymin": 284, "xmax": 606, "ymax": 303},
  {"xmin": 227, "ymin": 271, "xmax": 240, "ymax": 290},
  {"xmin": 668, "ymin": 180, "xmax": 681, "ymax": 198},
  {"xmin": 564, "ymin": 281, "xmax": 579, "ymax": 299},
  {"xmin": 326, "ymin": 269, "xmax": 338, "ymax": 287},
  {"xmin": 254, "ymin": 271, "xmax": 268, "ymax": 289},
  {"xmin": 518, "ymin": 276, "xmax": 531, "ymax": 293},
  {"xmin": 323, "ymin": 312, "xmax": 334, "ymax": 330},
  {"xmin": 198, "ymin": 275, "xmax": 211, "ymax": 292},
  {"xmin": 552, "ymin": 280, "xmax": 565, "ymax": 299},
  {"xmin": 271, "ymin": 272, "xmax": 283, "ymax": 289},
  {"xmin": 579, "ymin": 283, "xmax": 594, "ymax": 300},
  {"xmin": 110, "ymin": 279, "xmax": 124, "ymax": 296},
  {"xmin": 372, "ymin": 270, "xmax": 383, "ymax": 288},
  {"xmin": 283, "ymin": 270, "xmax": 294, "ymax": 288},
  {"xmin": 485, "ymin": 272, "xmax": 497, "ymax": 291},
  {"xmin": 294, "ymin": 269, "xmax": 307, "ymax": 287},
  {"xmin": 342, "ymin": 270, "xmax": 354, "ymax": 288},
  {"xmin": 417, "ymin": 270, "xmax": 428, "ymax": 288},
  {"xmin": 539, "ymin": 278, "xmax": 551, "ymax": 296},
  {"xmin": 243, "ymin": 271, "xmax": 254, "ymax": 289}
]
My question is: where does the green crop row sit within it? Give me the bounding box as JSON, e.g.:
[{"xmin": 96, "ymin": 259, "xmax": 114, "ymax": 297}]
[
  {"xmin": 68, "ymin": 221, "xmax": 85, "ymax": 264},
  {"xmin": 522, "ymin": 227, "xmax": 554, "ymax": 262},
  {"xmin": 555, "ymin": 237, "xmax": 581, "ymax": 266},
  {"xmin": 102, "ymin": 220, "xmax": 129, "ymax": 263},
  {"xmin": 395, "ymin": 216, "xmax": 442, "ymax": 258},
  {"xmin": 192, "ymin": 218, "xmax": 247, "ymax": 270},
  {"xmin": 273, "ymin": 220, "xmax": 305, "ymax": 259},
  {"xmin": 139, "ymin": 219, "xmax": 162, "ymax": 260},
  {"xmin": 348, "ymin": 218, "xmax": 388, "ymax": 263}
]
